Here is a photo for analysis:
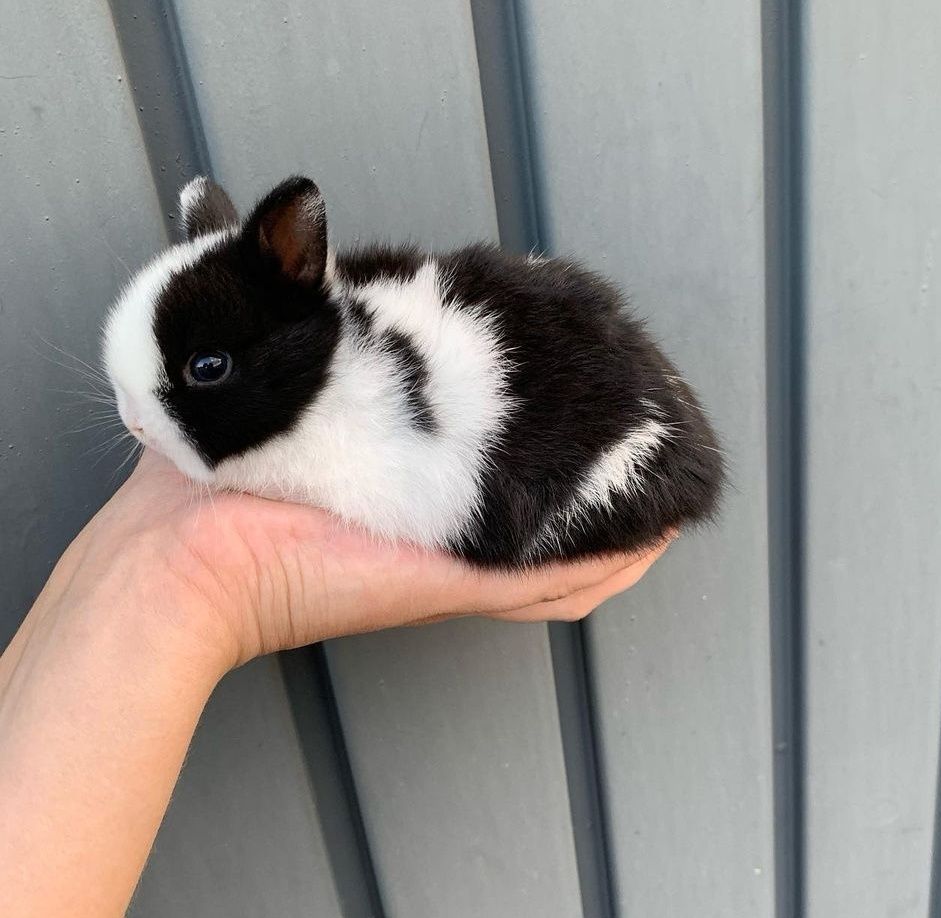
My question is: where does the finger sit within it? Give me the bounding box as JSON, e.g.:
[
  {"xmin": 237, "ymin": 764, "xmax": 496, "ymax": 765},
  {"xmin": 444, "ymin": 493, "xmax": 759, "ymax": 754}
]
[
  {"xmin": 453, "ymin": 534, "xmax": 674, "ymax": 618},
  {"xmin": 370, "ymin": 534, "xmax": 673, "ymax": 629},
  {"xmin": 399, "ymin": 609, "xmax": 470, "ymax": 630},
  {"xmin": 489, "ymin": 537, "xmax": 671, "ymax": 623}
]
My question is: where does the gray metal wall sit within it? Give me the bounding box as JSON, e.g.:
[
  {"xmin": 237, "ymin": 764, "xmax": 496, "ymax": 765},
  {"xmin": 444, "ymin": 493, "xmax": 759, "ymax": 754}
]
[{"xmin": 0, "ymin": 1, "xmax": 937, "ymax": 916}]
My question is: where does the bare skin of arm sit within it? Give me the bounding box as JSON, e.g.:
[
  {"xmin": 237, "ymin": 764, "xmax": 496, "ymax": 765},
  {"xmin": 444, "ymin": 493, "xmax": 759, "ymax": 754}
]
[{"xmin": 0, "ymin": 450, "xmax": 671, "ymax": 918}]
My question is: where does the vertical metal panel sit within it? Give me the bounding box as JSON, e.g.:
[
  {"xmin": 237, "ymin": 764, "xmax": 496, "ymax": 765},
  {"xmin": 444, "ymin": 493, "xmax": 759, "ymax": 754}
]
[
  {"xmin": 327, "ymin": 620, "xmax": 583, "ymax": 918},
  {"xmin": 802, "ymin": 5, "xmax": 941, "ymax": 916},
  {"xmin": 516, "ymin": 1, "xmax": 777, "ymax": 915},
  {"xmin": 0, "ymin": 0, "xmax": 166, "ymax": 645},
  {"xmin": 173, "ymin": 0, "xmax": 497, "ymax": 248},
  {"xmin": 106, "ymin": 0, "xmax": 212, "ymax": 239},
  {"xmin": 130, "ymin": 658, "xmax": 343, "ymax": 918},
  {"xmin": 280, "ymin": 644, "xmax": 386, "ymax": 918},
  {"xmin": 468, "ymin": 0, "xmax": 540, "ymax": 255},
  {"xmin": 172, "ymin": 3, "xmax": 585, "ymax": 916},
  {"xmin": 761, "ymin": 0, "xmax": 807, "ymax": 914}
]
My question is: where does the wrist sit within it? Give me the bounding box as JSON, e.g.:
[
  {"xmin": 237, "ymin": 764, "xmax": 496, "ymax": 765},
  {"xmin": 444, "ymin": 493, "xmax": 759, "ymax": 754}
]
[{"xmin": 34, "ymin": 531, "xmax": 240, "ymax": 688}]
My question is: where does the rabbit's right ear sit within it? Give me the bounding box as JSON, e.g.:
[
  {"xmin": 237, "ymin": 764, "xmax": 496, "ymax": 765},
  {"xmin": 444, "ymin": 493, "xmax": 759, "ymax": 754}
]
[{"xmin": 178, "ymin": 176, "xmax": 239, "ymax": 239}]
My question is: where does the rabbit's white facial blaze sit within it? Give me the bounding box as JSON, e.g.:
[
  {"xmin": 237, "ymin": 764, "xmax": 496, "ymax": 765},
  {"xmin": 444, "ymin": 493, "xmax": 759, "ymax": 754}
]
[{"xmin": 104, "ymin": 233, "xmax": 230, "ymax": 483}]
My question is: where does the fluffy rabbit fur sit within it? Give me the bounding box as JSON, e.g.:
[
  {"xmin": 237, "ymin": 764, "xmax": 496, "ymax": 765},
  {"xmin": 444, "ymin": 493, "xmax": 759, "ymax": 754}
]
[{"xmin": 103, "ymin": 176, "xmax": 723, "ymax": 567}]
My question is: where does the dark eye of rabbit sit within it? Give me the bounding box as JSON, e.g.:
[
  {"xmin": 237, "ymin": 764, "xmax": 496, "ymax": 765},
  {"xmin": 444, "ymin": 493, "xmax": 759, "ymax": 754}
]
[{"xmin": 185, "ymin": 351, "xmax": 232, "ymax": 386}]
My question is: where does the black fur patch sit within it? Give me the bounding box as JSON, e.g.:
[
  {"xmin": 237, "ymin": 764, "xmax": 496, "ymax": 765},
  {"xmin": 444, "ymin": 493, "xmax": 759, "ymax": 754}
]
[
  {"xmin": 435, "ymin": 244, "xmax": 724, "ymax": 566},
  {"xmin": 343, "ymin": 295, "xmax": 374, "ymax": 340},
  {"xmin": 378, "ymin": 328, "xmax": 437, "ymax": 433},
  {"xmin": 335, "ymin": 244, "xmax": 424, "ymax": 287},
  {"xmin": 154, "ymin": 184, "xmax": 341, "ymax": 466},
  {"xmin": 341, "ymin": 290, "xmax": 436, "ymax": 433}
]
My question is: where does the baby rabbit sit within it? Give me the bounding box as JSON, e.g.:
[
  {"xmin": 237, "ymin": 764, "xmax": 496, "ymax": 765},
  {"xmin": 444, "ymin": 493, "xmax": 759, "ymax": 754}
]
[{"xmin": 104, "ymin": 176, "xmax": 723, "ymax": 567}]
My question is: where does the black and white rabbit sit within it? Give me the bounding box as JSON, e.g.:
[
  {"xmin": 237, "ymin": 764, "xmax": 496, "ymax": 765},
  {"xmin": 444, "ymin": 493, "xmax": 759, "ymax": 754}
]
[{"xmin": 103, "ymin": 176, "xmax": 723, "ymax": 567}]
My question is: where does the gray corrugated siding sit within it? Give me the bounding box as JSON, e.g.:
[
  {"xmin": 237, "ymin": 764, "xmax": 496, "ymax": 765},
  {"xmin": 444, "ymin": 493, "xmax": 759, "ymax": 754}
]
[{"xmin": 0, "ymin": 2, "xmax": 937, "ymax": 916}]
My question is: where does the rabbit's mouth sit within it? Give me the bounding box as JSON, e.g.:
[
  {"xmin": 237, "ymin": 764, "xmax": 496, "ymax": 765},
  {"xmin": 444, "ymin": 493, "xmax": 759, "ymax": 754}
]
[{"xmin": 112, "ymin": 381, "xmax": 215, "ymax": 484}]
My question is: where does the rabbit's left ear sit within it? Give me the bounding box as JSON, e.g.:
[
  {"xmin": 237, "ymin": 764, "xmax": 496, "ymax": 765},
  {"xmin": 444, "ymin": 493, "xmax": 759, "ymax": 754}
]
[
  {"xmin": 243, "ymin": 176, "xmax": 328, "ymax": 290},
  {"xmin": 178, "ymin": 176, "xmax": 239, "ymax": 239}
]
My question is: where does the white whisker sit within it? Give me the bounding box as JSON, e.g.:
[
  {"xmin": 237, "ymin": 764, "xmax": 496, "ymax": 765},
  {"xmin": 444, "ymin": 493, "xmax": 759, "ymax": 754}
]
[{"xmin": 32, "ymin": 336, "xmax": 110, "ymax": 388}]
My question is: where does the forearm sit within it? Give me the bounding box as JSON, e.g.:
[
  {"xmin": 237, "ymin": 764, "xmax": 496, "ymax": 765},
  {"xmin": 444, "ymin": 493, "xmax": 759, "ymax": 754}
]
[{"xmin": 0, "ymin": 555, "xmax": 224, "ymax": 917}]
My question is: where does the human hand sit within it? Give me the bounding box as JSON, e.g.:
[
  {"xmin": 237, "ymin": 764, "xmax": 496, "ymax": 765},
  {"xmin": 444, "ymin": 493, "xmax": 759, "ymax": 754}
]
[{"xmin": 42, "ymin": 450, "xmax": 673, "ymax": 676}]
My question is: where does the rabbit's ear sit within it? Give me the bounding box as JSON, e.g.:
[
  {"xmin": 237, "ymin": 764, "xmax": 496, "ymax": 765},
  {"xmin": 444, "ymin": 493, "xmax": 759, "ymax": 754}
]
[
  {"xmin": 178, "ymin": 176, "xmax": 239, "ymax": 239},
  {"xmin": 243, "ymin": 176, "xmax": 327, "ymax": 289}
]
